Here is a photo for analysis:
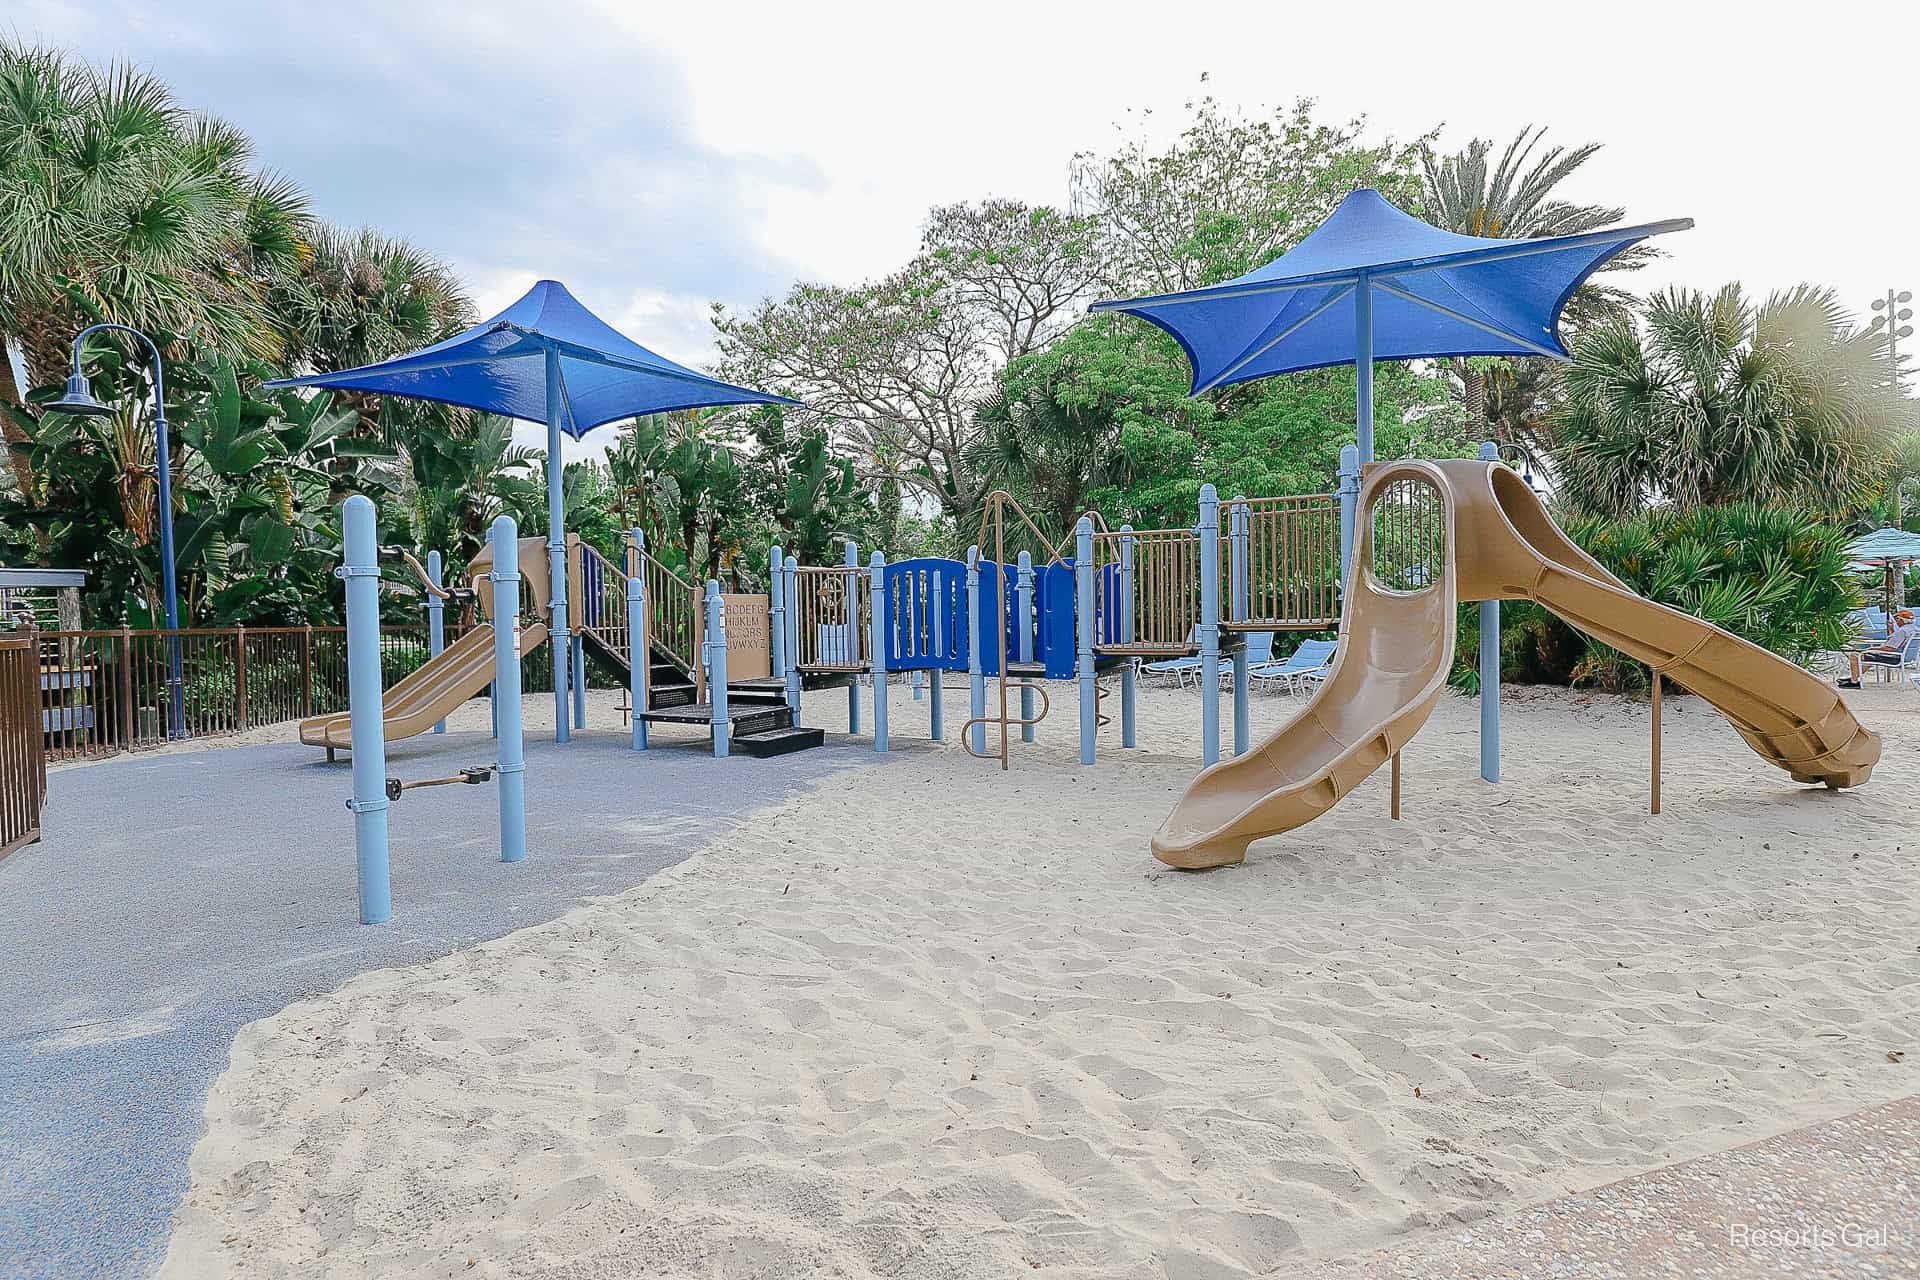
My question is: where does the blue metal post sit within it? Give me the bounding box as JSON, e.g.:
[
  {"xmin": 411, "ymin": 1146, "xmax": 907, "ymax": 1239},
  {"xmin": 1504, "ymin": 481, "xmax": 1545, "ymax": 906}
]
[
  {"xmin": 705, "ymin": 580, "xmax": 729, "ymax": 758},
  {"xmin": 1355, "ymin": 270, "xmax": 1375, "ymax": 465},
  {"xmin": 1229, "ymin": 498, "xmax": 1250, "ymax": 756},
  {"xmin": 783, "ymin": 555, "xmax": 802, "ymax": 714},
  {"xmin": 628, "ymin": 528, "xmax": 648, "ymax": 751},
  {"xmin": 869, "ymin": 551, "xmax": 888, "ymax": 752},
  {"xmin": 1198, "ymin": 484, "xmax": 1221, "ymax": 767},
  {"xmin": 426, "ymin": 549, "xmax": 447, "ymax": 734},
  {"xmin": 769, "ymin": 542, "xmax": 787, "ymax": 681},
  {"xmin": 967, "ymin": 546, "xmax": 985, "ymax": 756},
  {"xmin": 339, "ymin": 495, "xmax": 391, "ymax": 924},
  {"xmin": 1075, "ymin": 518, "xmax": 1096, "ymax": 765},
  {"xmin": 1338, "ymin": 443, "xmax": 1361, "ymax": 595},
  {"xmin": 843, "ymin": 540, "xmax": 861, "ymax": 734},
  {"xmin": 1016, "ymin": 551, "xmax": 1036, "ymax": 744},
  {"xmin": 928, "ymin": 569, "xmax": 945, "ymax": 742},
  {"xmin": 490, "ymin": 516, "xmax": 527, "ymax": 863},
  {"xmin": 1478, "ymin": 440, "xmax": 1501, "ymax": 783},
  {"xmin": 545, "ymin": 345, "xmax": 571, "ymax": 744},
  {"xmin": 1119, "ymin": 526, "xmax": 1137, "ymax": 749}
]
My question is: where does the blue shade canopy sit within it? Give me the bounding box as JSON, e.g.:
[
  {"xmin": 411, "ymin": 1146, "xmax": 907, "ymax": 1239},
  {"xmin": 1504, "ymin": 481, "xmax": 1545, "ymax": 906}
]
[
  {"xmin": 264, "ymin": 278, "xmax": 796, "ymax": 436},
  {"xmin": 1088, "ymin": 188, "xmax": 1693, "ymax": 394},
  {"xmin": 1848, "ymin": 527, "xmax": 1920, "ymax": 561}
]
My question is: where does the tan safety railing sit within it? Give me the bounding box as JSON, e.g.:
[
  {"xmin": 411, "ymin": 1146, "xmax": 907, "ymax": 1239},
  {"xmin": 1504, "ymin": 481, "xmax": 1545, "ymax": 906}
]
[
  {"xmin": 1089, "ymin": 526, "xmax": 1202, "ymax": 656},
  {"xmin": 631, "ymin": 545, "xmax": 699, "ymax": 677},
  {"xmin": 574, "ymin": 540, "xmax": 633, "ymax": 670},
  {"xmin": 1368, "ymin": 475, "xmax": 1448, "ymax": 593},
  {"xmin": 0, "ymin": 634, "xmax": 45, "ymax": 858},
  {"xmin": 1224, "ymin": 493, "xmax": 1341, "ymax": 629},
  {"xmin": 790, "ymin": 565, "xmax": 869, "ymax": 672}
]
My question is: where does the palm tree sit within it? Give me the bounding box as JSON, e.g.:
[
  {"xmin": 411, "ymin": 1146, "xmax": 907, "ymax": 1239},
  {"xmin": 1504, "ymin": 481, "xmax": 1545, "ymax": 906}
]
[
  {"xmin": 0, "ymin": 41, "xmax": 310, "ymax": 538},
  {"xmin": 1551, "ymin": 284, "xmax": 1914, "ymax": 516},
  {"xmin": 966, "ymin": 361, "xmax": 1123, "ymax": 546},
  {"xmin": 1420, "ymin": 127, "xmax": 1648, "ymax": 444}
]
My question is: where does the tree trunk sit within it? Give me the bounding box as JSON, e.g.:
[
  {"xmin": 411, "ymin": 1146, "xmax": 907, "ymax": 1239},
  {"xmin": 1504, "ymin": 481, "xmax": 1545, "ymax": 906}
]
[{"xmin": 1463, "ymin": 366, "xmax": 1486, "ymax": 429}]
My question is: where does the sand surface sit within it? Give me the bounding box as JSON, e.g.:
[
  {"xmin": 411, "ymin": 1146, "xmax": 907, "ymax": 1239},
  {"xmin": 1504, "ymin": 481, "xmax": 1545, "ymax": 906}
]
[{"xmin": 157, "ymin": 677, "xmax": 1919, "ymax": 1278}]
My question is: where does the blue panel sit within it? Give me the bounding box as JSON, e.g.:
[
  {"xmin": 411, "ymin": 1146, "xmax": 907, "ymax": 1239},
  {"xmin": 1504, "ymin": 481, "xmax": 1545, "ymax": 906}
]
[
  {"xmin": 1036, "ymin": 562, "xmax": 1078, "ymax": 679},
  {"xmin": 882, "ymin": 558, "xmax": 968, "ymax": 671}
]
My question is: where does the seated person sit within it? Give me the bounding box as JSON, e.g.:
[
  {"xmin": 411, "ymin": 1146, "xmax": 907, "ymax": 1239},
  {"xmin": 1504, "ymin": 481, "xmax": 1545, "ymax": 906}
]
[{"xmin": 1840, "ymin": 608, "xmax": 1916, "ymax": 688}]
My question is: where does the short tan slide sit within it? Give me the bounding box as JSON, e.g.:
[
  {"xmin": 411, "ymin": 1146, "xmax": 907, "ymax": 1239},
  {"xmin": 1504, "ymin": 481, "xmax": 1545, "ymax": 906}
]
[{"xmin": 1152, "ymin": 459, "xmax": 1881, "ymax": 869}]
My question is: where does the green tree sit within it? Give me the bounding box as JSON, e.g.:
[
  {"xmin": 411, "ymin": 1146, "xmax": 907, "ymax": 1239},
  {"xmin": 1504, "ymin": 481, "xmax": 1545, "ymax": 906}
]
[
  {"xmin": 0, "ymin": 41, "xmax": 310, "ymax": 536},
  {"xmin": 1552, "ymin": 285, "xmax": 1913, "ymax": 516},
  {"xmin": 1419, "ymin": 126, "xmax": 1648, "ymax": 444}
]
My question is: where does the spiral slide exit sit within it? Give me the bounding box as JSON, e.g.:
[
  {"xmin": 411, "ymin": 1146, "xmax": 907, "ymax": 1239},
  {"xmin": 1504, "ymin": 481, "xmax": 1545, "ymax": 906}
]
[{"xmin": 1152, "ymin": 459, "xmax": 1882, "ymax": 869}]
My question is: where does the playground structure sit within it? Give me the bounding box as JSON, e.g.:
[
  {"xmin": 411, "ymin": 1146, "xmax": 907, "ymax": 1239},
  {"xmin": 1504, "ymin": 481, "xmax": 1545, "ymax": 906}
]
[{"xmin": 320, "ymin": 438, "xmax": 1887, "ymax": 917}]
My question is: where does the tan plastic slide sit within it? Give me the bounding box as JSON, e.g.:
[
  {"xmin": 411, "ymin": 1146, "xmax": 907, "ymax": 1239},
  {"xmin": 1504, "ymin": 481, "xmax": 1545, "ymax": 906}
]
[
  {"xmin": 297, "ymin": 621, "xmax": 548, "ymax": 753},
  {"xmin": 299, "ymin": 535, "xmax": 555, "ymax": 754},
  {"xmin": 1152, "ymin": 459, "xmax": 1882, "ymax": 869}
]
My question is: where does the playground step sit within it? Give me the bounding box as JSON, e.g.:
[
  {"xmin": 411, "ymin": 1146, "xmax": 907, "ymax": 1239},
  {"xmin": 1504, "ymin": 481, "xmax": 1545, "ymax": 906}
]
[
  {"xmin": 733, "ymin": 724, "xmax": 824, "ymax": 757},
  {"xmin": 725, "ymin": 685, "xmax": 789, "ymax": 706},
  {"xmin": 638, "ymin": 702, "xmax": 792, "ymax": 737},
  {"xmin": 648, "ymin": 681, "xmax": 696, "ymax": 709}
]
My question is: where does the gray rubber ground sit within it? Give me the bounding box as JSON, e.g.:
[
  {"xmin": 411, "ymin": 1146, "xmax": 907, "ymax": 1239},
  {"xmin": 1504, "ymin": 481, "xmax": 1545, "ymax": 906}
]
[{"xmin": 0, "ymin": 726, "xmax": 867, "ymax": 1280}]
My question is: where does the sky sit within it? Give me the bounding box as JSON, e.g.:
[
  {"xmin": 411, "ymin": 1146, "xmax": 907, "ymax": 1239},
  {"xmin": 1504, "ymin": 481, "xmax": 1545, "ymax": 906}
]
[{"xmin": 16, "ymin": 0, "xmax": 1920, "ymax": 460}]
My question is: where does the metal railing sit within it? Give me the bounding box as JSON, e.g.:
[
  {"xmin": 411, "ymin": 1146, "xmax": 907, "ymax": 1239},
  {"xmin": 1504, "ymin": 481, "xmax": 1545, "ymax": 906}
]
[
  {"xmin": 575, "ymin": 541, "xmax": 633, "ymax": 669},
  {"xmin": 0, "ymin": 635, "xmax": 46, "ymax": 859},
  {"xmin": 636, "ymin": 547, "xmax": 699, "ymax": 676},
  {"xmin": 1368, "ymin": 475, "xmax": 1448, "ymax": 593},
  {"xmin": 790, "ymin": 565, "xmax": 869, "ymax": 671},
  {"xmin": 1089, "ymin": 526, "xmax": 1202, "ymax": 656},
  {"xmin": 1224, "ymin": 493, "xmax": 1341, "ymax": 628}
]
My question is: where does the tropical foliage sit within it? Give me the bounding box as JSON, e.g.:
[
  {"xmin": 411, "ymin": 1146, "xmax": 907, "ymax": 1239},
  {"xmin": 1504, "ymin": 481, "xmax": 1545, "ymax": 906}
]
[{"xmin": 1551, "ymin": 285, "xmax": 1914, "ymax": 517}]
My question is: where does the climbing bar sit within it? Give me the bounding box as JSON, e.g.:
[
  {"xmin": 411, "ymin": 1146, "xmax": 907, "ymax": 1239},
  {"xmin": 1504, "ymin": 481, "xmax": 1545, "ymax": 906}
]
[{"xmin": 382, "ymin": 766, "xmax": 495, "ymax": 801}]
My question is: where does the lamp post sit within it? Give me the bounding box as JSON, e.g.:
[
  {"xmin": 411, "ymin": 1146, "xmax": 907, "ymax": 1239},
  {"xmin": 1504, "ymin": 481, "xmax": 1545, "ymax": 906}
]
[{"xmin": 49, "ymin": 324, "xmax": 184, "ymax": 736}]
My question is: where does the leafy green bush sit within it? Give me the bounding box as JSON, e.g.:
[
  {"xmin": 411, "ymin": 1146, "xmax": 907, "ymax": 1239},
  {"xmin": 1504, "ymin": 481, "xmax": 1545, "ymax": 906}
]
[{"xmin": 1452, "ymin": 503, "xmax": 1862, "ymax": 693}]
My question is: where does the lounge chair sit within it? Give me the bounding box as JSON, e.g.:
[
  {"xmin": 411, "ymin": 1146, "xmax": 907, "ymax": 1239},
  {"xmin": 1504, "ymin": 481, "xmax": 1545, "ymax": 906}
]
[
  {"xmin": 1248, "ymin": 638, "xmax": 1337, "ymax": 694},
  {"xmin": 1215, "ymin": 632, "xmax": 1277, "ymax": 685},
  {"xmin": 1140, "ymin": 628, "xmax": 1202, "ymax": 686}
]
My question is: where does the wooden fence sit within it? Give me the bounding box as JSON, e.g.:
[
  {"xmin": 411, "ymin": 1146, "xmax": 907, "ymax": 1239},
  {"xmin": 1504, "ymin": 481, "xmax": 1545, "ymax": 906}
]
[
  {"xmin": 23, "ymin": 621, "xmax": 558, "ymax": 763},
  {"xmin": 0, "ymin": 635, "xmax": 46, "ymax": 859}
]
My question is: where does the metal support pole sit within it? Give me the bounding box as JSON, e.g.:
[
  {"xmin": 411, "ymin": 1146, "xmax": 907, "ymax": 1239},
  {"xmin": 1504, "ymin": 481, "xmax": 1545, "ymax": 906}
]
[
  {"xmin": 628, "ymin": 528, "xmax": 648, "ymax": 751},
  {"xmin": 427, "ymin": 550, "xmax": 446, "ymax": 733},
  {"xmin": 545, "ymin": 345, "xmax": 571, "ymax": 744},
  {"xmin": 843, "ymin": 540, "xmax": 861, "ymax": 734},
  {"xmin": 1355, "ymin": 269, "xmax": 1375, "ymax": 465},
  {"xmin": 769, "ymin": 542, "xmax": 787, "ymax": 680},
  {"xmin": 782, "ymin": 555, "xmax": 802, "ymax": 715},
  {"xmin": 705, "ymin": 580, "xmax": 729, "ymax": 758},
  {"xmin": 1229, "ymin": 498, "xmax": 1250, "ymax": 757},
  {"xmin": 1477, "ymin": 441, "xmax": 1501, "ymax": 783},
  {"xmin": 1119, "ymin": 526, "xmax": 1137, "ymax": 749},
  {"xmin": 929, "ymin": 568, "xmax": 946, "ymax": 742},
  {"xmin": 869, "ymin": 551, "xmax": 888, "ymax": 752},
  {"xmin": 1338, "ymin": 443, "xmax": 1361, "ymax": 598},
  {"xmin": 491, "ymin": 516, "xmax": 527, "ymax": 863},
  {"xmin": 1198, "ymin": 484, "xmax": 1221, "ymax": 767},
  {"xmin": 1016, "ymin": 551, "xmax": 1036, "ymax": 744},
  {"xmin": 339, "ymin": 495, "xmax": 391, "ymax": 924},
  {"xmin": 967, "ymin": 546, "xmax": 986, "ymax": 756},
  {"xmin": 1075, "ymin": 518, "xmax": 1096, "ymax": 765}
]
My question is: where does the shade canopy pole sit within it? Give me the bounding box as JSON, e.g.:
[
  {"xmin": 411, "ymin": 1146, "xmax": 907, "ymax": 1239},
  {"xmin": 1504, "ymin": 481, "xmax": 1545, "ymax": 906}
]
[
  {"xmin": 546, "ymin": 344, "xmax": 571, "ymax": 744},
  {"xmin": 1354, "ymin": 270, "xmax": 1374, "ymax": 464}
]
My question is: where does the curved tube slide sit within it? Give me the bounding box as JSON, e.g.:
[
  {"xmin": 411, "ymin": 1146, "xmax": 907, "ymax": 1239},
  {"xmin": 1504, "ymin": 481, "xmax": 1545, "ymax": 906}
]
[{"xmin": 1153, "ymin": 459, "xmax": 1880, "ymax": 869}]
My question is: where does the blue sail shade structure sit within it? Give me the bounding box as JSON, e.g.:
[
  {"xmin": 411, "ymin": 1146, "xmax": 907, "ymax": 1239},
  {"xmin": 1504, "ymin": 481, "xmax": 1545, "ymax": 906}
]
[
  {"xmin": 266, "ymin": 279, "xmax": 797, "ymax": 742},
  {"xmin": 1088, "ymin": 188, "xmax": 1693, "ymax": 461}
]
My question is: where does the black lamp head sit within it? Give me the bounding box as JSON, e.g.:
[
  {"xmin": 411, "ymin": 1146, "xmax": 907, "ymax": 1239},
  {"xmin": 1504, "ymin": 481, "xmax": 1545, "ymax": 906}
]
[{"xmin": 47, "ymin": 374, "xmax": 114, "ymax": 418}]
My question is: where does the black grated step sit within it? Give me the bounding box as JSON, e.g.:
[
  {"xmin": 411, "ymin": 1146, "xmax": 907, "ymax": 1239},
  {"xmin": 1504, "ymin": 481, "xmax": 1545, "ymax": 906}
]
[
  {"xmin": 733, "ymin": 725, "xmax": 824, "ymax": 757},
  {"xmin": 638, "ymin": 702, "xmax": 792, "ymax": 737},
  {"xmin": 648, "ymin": 681, "xmax": 696, "ymax": 709}
]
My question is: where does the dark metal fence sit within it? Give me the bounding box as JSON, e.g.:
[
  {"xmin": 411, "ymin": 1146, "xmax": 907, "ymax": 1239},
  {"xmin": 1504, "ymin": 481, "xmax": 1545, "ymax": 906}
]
[
  {"xmin": 25, "ymin": 621, "xmax": 557, "ymax": 763},
  {"xmin": 0, "ymin": 635, "xmax": 47, "ymax": 858}
]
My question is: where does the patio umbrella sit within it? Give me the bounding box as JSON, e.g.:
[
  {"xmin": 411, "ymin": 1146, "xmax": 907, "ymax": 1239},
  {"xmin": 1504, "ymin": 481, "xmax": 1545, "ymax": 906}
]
[
  {"xmin": 267, "ymin": 279, "xmax": 797, "ymax": 743},
  {"xmin": 1847, "ymin": 527, "xmax": 1920, "ymax": 612},
  {"xmin": 1088, "ymin": 187, "xmax": 1692, "ymax": 463}
]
